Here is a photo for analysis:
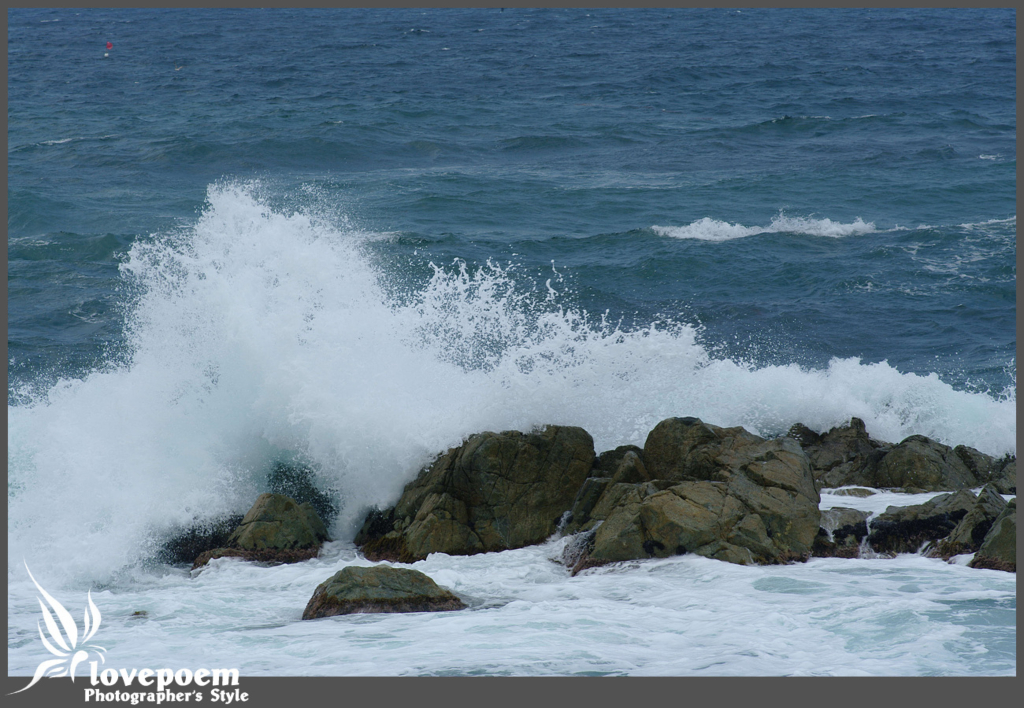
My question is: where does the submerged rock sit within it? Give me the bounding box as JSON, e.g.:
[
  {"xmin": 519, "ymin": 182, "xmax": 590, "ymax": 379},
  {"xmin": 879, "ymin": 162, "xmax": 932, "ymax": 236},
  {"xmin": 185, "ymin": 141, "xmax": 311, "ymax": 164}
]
[
  {"xmin": 969, "ymin": 498, "xmax": 1016, "ymax": 572},
  {"xmin": 193, "ymin": 493, "xmax": 330, "ymax": 569},
  {"xmin": 356, "ymin": 426, "xmax": 595, "ymax": 562},
  {"xmin": 301, "ymin": 566, "xmax": 465, "ymax": 619},
  {"xmin": 866, "ymin": 490, "xmax": 976, "ymax": 555},
  {"xmin": 830, "ymin": 488, "xmax": 876, "ymax": 498},
  {"xmin": 571, "ymin": 417, "xmax": 820, "ymax": 571},
  {"xmin": 927, "ymin": 484, "xmax": 1007, "ymax": 560}
]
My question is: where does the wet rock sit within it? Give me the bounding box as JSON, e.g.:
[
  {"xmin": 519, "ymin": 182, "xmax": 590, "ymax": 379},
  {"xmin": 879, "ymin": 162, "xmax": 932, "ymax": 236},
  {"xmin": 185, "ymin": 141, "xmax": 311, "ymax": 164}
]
[
  {"xmin": 356, "ymin": 426, "xmax": 595, "ymax": 562},
  {"xmin": 227, "ymin": 493, "xmax": 330, "ymax": 550},
  {"xmin": 969, "ymin": 498, "xmax": 1016, "ymax": 572},
  {"xmin": 812, "ymin": 507, "xmax": 871, "ymax": 558},
  {"xmin": 610, "ymin": 450, "xmax": 651, "ymax": 486},
  {"xmin": 302, "ymin": 566, "xmax": 466, "ymax": 619},
  {"xmin": 788, "ymin": 418, "xmax": 891, "ymax": 489},
  {"xmin": 560, "ymin": 528, "xmax": 598, "ymax": 575},
  {"xmin": 158, "ymin": 514, "xmax": 244, "ymax": 565},
  {"xmin": 192, "ymin": 546, "xmax": 321, "ymax": 570},
  {"xmin": 953, "ymin": 445, "xmax": 1001, "ymax": 483},
  {"xmin": 872, "ymin": 436, "xmax": 981, "ymax": 492},
  {"xmin": 989, "ymin": 456, "xmax": 1016, "ymax": 495},
  {"xmin": 928, "ymin": 484, "xmax": 1007, "ymax": 559},
  {"xmin": 192, "ymin": 493, "xmax": 330, "ymax": 569},
  {"xmin": 830, "ymin": 488, "xmax": 876, "ymax": 498},
  {"xmin": 562, "ymin": 477, "xmax": 612, "ymax": 536},
  {"xmin": 266, "ymin": 462, "xmax": 338, "ymax": 527},
  {"xmin": 571, "ymin": 417, "xmax": 820, "ymax": 571},
  {"xmin": 866, "ymin": 490, "xmax": 976, "ymax": 555},
  {"xmin": 591, "ymin": 445, "xmax": 644, "ymax": 477}
]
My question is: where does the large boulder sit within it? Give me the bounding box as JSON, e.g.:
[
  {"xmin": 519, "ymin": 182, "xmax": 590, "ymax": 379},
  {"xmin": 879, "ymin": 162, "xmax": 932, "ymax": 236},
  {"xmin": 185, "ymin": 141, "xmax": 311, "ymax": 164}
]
[
  {"xmin": 302, "ymin": 566, "xmax": 465, "ymax": 619},
  {"xmin": 969, "ymin": 499, "xmax": 1016, "ymax": 572},
  {"xmin": 871, "ymin": 436, "xmax": 981, "ymax": 492},
  {"xmin": 866, "ymin": 490, "xmax": 976, "ymax": 555},
  {"xmin": 227, "ymin": 493, "xmax": 329, "ymax": 550},
  {"xmin": 570, "ymin": 417, "xmax": 820, "ymax": 571},
  {"xmin": 927, "ymin": 484, "xmax": 1007, "ymax": 559},
  {"xmin": 192, "ymin": 493, "xmax": 330, "ymax": 569},
  {"xmin": 788, "ymin": 418, "xmax": 891, "ymax": 489},
  {"xmin": 356, "ymin": 426, "xmax": 595, "ymax": 562}
]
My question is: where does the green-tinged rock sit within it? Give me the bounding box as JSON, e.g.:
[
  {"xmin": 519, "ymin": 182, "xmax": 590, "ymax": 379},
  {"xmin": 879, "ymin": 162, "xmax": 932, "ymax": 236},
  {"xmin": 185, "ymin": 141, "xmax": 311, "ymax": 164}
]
[
  {"xmin": 929, "ymin": 484, "xmax": 1007, "ymax": 559},
  {"xmin": 227, "ymin": 493, "xmax": 330, "ymax": 551},
  {"xmin": 562, "ymin": 477, "xmax": 612, "ymax": 535},
  {"xmin": 831, "ymin": 487, "xmax": 876, "ymax": 498},
  {"xmin": 356, "ymin": 426, "xmax": 595, "ymax": 561},
  {"xmin": 969, "ymin": 498, "xmax": 1016, "ymax": 572},
  {"xmin": 788, "ymin": 418, "xmax": 891, "ymax": 489},
  {"xmin": 302, "ymin": 566, "xmax": 466, "ymax": 619},
  {"xmin": 872, "ymin": 436, "xmax": 980, "ymax": 492},
  {"xmin": 572, "ymin": 417, "xmax": 820, "ymax": 572},
  {"xmin": 591, "ymin": 445, "xmax": 644, "ymax": 477},
  {"xmin": 611, "ymin": 450, "xmax": 651, "ymax": 486},
  {"xmin": 989, "ymin": 456, "xmax": 1016, "ymax": 495},
  {"xmin": 867, "ymin": 490, "xmax": 976, "ymax": 555}
]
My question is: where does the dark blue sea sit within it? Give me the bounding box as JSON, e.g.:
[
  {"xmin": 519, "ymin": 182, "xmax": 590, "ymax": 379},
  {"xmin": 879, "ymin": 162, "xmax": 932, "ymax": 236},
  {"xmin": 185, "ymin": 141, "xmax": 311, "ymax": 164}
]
[{"xmin": 8, "ymin": 8, "xmax": 1016, "ymax": 677}]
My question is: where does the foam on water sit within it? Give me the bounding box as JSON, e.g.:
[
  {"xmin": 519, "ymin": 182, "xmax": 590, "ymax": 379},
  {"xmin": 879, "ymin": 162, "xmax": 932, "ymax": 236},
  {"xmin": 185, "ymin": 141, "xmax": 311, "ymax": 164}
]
[
  {"xmin": 7, "ymin": 183, "xmax": 1016, "ymax": 584},
  {"xmin": 7, "ymin": 541, "xmax": 1016, "ymax": 676},
  {"xmin": 651, "ymin": 213, "xmax": 878, "ymax": 241}
]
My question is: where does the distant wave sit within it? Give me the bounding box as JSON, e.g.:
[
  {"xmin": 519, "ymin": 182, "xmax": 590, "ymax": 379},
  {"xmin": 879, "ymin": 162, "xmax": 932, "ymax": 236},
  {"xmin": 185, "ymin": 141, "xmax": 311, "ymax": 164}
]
[{"xmin": 652, "ymin": 214, "xmax": 878, "ymax": 241}]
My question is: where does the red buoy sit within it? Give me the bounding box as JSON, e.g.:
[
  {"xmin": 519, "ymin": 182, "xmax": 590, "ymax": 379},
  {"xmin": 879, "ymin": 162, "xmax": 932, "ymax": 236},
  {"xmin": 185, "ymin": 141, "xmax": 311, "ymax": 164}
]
[{"xmin": 106, "ymin": 42, "xmax": 113, "ymax": 50}]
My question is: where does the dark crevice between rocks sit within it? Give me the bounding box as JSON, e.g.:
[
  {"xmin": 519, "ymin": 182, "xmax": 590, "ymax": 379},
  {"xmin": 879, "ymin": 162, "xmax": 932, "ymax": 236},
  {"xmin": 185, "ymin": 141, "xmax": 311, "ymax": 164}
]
[{"xmin": 867, "ymin": 509, "xmax": 969, "ymax": 555}]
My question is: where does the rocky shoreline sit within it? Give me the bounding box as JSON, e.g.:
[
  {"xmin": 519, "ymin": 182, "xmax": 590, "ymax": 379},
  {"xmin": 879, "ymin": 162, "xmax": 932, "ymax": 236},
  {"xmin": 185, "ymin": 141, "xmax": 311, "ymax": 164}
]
[{"xmin": 174, "ymin": 416, "xmax": 1016, "ymax": 617}]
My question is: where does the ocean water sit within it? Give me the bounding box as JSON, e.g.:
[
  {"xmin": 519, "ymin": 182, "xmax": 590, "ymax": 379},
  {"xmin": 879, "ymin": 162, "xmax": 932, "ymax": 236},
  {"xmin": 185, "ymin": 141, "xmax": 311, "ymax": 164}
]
[{"xmin": 7, "ymin": 8, "xmax": 1016, "ymax": 677}]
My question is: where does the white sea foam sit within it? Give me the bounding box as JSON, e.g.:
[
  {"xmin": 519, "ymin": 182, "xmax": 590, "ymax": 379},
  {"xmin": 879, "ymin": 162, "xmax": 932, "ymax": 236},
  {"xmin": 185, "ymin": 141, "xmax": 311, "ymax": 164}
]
[
  {"xmin": 652, "ymin": 213, "xmax": 877, "ymax": 241},
  {"xmin": 7, "ymin": 183, "xmax": 1015, "ymax": 585},
  {"xmin": 7, "ymin": 541, "xmax": 1016, "ymax": 676}
]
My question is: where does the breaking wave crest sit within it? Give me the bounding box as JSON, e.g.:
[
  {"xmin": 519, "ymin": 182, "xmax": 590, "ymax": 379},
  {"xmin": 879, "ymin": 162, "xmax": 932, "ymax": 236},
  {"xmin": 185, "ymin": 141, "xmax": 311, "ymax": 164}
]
[{"xmin": 7, "ymin": 183, "xmax": 1015, "ymax": 583}]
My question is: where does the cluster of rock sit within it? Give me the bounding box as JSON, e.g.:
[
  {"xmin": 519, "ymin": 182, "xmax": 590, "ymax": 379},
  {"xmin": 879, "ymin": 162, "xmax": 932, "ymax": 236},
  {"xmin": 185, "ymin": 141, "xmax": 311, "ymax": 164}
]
[
  {"xmin": 791, "ymin": 418, "xmax": 1015, "ymax": 571},
  {"xmin": 356, "ymin": 417, "xmax": 1015, "ymax": 576},
  {"xmin": 789, "ymin": 417, "xmax": 1015, "ymax": 494},
  {"xmin": 170, "ymin": 416, "xmax": 1014, "ymax": 621}
]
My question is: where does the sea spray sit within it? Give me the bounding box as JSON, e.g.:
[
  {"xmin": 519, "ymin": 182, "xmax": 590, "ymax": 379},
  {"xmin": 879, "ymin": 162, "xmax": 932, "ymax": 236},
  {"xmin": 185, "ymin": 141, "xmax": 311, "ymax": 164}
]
[{"xmin": 7, "ymin": 182, "xmax": 1016, "ymax": 585}]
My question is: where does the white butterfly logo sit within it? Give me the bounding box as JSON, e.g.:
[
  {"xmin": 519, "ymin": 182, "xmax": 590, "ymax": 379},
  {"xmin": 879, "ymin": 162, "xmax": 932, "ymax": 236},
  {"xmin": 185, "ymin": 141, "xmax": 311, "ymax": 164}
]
[{"xmin": 11, "ymin": 562, "xmax": 107, "ymax": 694}]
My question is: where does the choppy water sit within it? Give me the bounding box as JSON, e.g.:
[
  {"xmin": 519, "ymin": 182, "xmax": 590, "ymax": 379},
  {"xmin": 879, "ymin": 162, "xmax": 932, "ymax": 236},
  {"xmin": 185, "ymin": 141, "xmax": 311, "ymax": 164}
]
[{"xmin": 8, "ymin": 8, "xmax": 1015, "ymax": 677}]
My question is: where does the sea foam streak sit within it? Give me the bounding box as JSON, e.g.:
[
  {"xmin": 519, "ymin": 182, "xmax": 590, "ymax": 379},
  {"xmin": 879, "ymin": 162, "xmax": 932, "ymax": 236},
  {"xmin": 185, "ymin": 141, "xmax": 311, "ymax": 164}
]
[
  {"xmin": 652, "ymin": 213, "xmax": 877, "ymax": 241},
  {"xmin": 7, "ymin": 183, "xmax": 1015, "ymax": 583}
]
